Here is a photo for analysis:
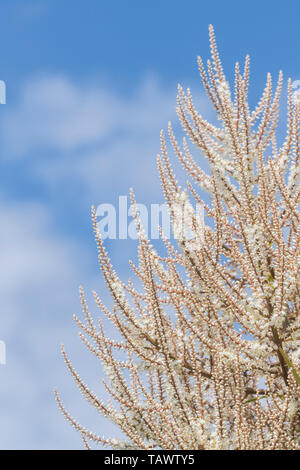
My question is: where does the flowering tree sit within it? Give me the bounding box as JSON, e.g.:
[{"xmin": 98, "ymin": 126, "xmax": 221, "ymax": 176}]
[{"xmin": 56, "ymin": 25, "xmax": 300, "ymax": 450}]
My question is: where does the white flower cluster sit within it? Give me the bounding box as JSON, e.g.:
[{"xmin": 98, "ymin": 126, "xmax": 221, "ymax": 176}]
[{"xmin": 59, "ymin": 26, "xmax": 300, "ymax": 451}]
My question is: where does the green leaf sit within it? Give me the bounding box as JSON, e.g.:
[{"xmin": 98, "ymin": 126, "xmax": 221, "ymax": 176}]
[
  {"xmin": 244, "ymin": 395, "xmax": 266, "ymax": 404},
  {"xmin": 279, "ymin": 347, "xmax": 300, "ymax": 386}
]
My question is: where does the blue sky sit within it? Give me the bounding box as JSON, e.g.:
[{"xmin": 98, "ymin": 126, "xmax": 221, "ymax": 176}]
[{"xmin": 0, "ymin": 0, "xmax": 299, "ymax": 449}]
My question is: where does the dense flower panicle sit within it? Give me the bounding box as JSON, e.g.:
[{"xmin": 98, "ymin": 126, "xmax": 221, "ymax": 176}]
[{"xmin": 56, "ymin": 25, "xmax": 300, "ymax": 450}]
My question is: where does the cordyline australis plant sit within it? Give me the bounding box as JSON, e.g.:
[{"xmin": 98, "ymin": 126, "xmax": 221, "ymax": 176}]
[{"xmin": 55, "ymin": 25, "xmax": 300, "ymax": 450}]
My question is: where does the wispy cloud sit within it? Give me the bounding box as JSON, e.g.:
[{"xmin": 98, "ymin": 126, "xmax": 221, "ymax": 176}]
[
  {"xmin": 1, "ymin": 74, "xmax": 209, "ymax": 203},
  {"xmin": 0, "ymin": 197, "xmax": 103, "ymax": 449},
  {"xmin": 2, "ymin": 74, "xmax": 177, "ymax": 157},
  {"xmin": 0, "ymin": 72, "xmax": 210, "ymax": 448}
]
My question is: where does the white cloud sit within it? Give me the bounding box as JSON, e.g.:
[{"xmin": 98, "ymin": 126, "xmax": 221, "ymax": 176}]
[
  {"xmin": 0, "ymin": 197, "xmax": 108, "ymax": 449},
  {"xmin": 0, "ymin": 73, "xmax": 211, "ymax": 448},
  {"xmin": 1, "ymin": 74, "xmax": 210, "ymax": 202},
  {"xmin": 2, "ymin": 74, "xmax": 177, "ymax": 157}
]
